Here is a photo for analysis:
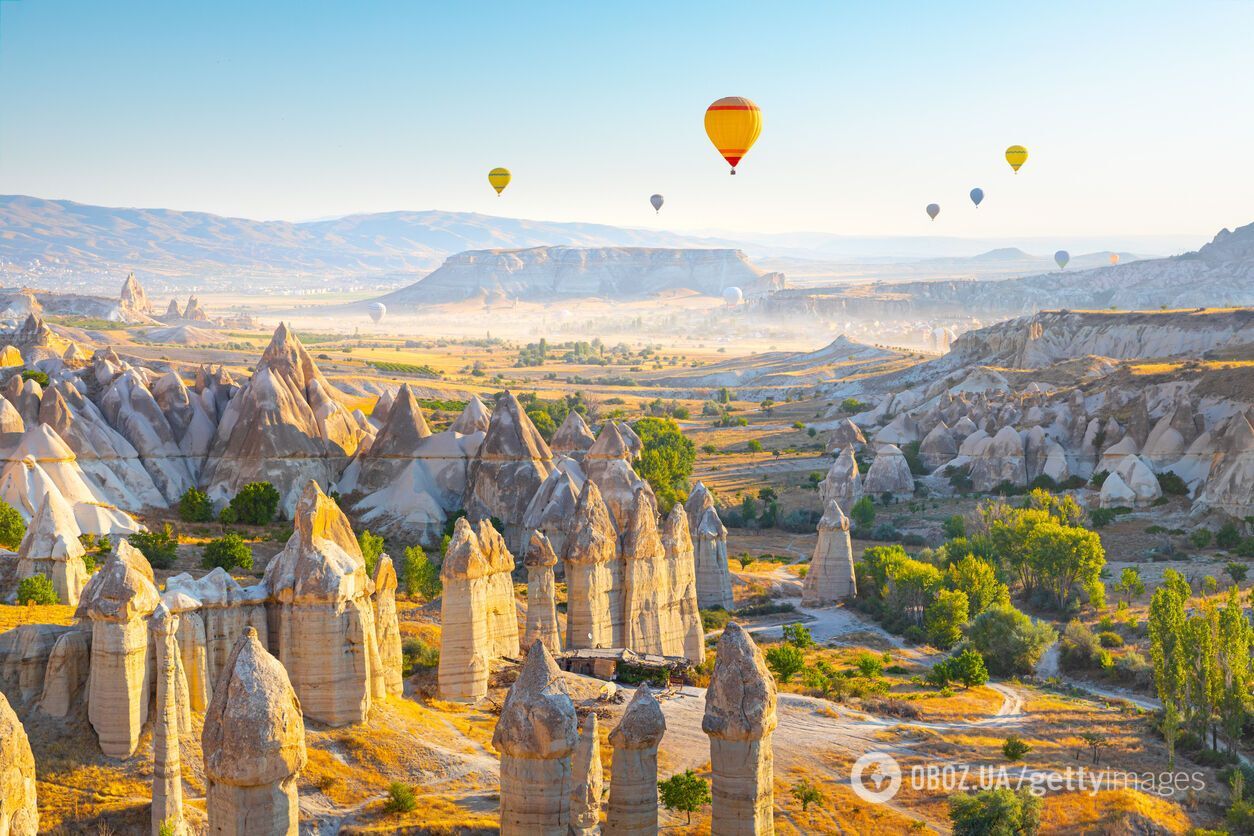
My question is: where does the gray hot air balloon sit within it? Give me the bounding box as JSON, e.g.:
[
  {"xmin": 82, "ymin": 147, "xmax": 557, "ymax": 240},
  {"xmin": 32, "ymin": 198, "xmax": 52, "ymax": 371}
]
[
  {"xmin": 969, "ymin": 187, "xmax": 984, "ymax": 208},
  {"xmin": 1054, "ymin": 250, "xmax": 1070, "ymax": 270},
  {"xmin": 926, "ymin": 203, "xmax": 940, "ymax": 220},
  {"xmin": 367, "ymin": 302, "xmax": 386, "ymax": 323},
  {"xmin": 650, "ymin": 194, "xmax": 664, "ymax": 213}
]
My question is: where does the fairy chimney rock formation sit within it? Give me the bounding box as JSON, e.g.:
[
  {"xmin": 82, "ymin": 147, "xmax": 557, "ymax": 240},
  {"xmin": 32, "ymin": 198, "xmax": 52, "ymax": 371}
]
[
  {"xmin": 802, "ymin": 500, "xmax": 856, "ymax": 606},
  {"xmin": 78, "ymin": 540, "xmax": 160, "ymax": 758},
  {"xmin": 450, "ymin": 393, "xmax": 491, "ymax": 435},
  {"xmin": 465, "ymin": 391, "xmax": 554, "ymax": 553},
  {"xmin": 621, "ymin": 490, "xmax": 666, "ymax": 656},
  {"xmin": 562, "ymin": 480, "xmax": 619, "ymax": 650},
  {"xmin": 606, "ymin": 686, "xmax": 666, "ymax": 835},
  {"xmin": 862, "ymin": 443, "xmax": 915, "ymax": 500},
  {"xmin": 703, "ymin": 622, "xmax": 778, "ymax": 835},
  {"xmin": 583, "ymin": 422, "xmax": 654, "ymax": 531},
  {"xmin": 119, "ymin": 272, "xmax": 150, "ymax": 314},
  {"xmin": 477, "ymin": 520, "xmax": 522, "ymax": 658},
  {"xmin": 551, "ymin": 410, "xmax": 597, "ymax": 459},
  {"xmin": 203, "ymin": 628, "xmax": 306, "ymax": 836},
  {"xmin": 0, "ymin": 692, "xmax": 37, "ymax": 835},
  {"xmin": 151, "ymin": 604, "xmax": 185, "ymax": 836},
  {"xmin": 491, "ymin": 642, "xmax": 578, "ymax": 835},
  {"xmin": 819, "ymin": 446, "xmax": 863, "ymax": 513},
  {"xmin": 685, "ymin": 483, "xmax": 734, "ymax": 611},
  {"xmin": 569, "ymin": 712, "xmax": 604, "ymax": 836},
  {"xmin": 12, "ymin": 489, "xmax": 89, "ymax": 607},
  {"xmin": 523, "ymin": 531, "xmax": 562, "ymax": 655},
  {"xmin": 661, "ymin": 504, "xmax": 705, "ymax": 664},
  {"xmin": 371, "ymin": 555, "xmax": 404, "ymax": 697},
  {"xmin": 438, "ymin": 517, "xmax": 492, "ymax": 701},
  {"xmin": 262, "ymin": 481, "xmax": 382, "ymax": 726}
]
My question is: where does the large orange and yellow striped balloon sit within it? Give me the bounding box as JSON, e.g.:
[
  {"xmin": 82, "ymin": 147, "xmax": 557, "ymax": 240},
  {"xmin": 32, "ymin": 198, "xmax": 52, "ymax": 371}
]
[{"xmin": 705, "ymin": 96, "xmax": 762, "ymax": 175}]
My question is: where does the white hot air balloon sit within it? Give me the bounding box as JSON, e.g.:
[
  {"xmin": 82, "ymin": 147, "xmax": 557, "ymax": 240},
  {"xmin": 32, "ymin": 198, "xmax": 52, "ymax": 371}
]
[
  {"xmin": 722, "ymin": 286, "xmax": 744, "ymax": 306},
  {"xmin": 366, "ymin": 302, "xmax": 386, "ymax": 323}
]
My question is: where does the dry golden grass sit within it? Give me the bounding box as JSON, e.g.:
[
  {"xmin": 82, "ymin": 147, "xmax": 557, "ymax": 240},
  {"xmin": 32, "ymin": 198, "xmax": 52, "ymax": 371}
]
[
  {"xmin": 0, "ymin": 602, "xmax": 76, "ymax": 631},
  {"xmin": 1041, "ymin": 788, "xmax": 1192, "ymax": 833}
]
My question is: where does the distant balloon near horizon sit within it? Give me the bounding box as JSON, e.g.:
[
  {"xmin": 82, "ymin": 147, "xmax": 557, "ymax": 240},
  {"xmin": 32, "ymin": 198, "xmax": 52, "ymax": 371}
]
[
  {"xmin": 1005, "ymin": 145, "xmax": 1028, "ymax": 173},
  {"xmin": 1109, "ymin": 253, "xmax": 1120, "ymax": 265},
  {"xmin": 488, "ymin": 167, "xmax": 511, "ymax": 196},
  {"xmin": 366, "ymin": 302, "xmax": 386, "ymax": 323},
  {"xmin": 722, "ymin": 286, "xmax": 744, "ymax": 306},
  {"xmin": 1054, "ymin": 250, "xmax": 1070, "ymax": 269},
  {"xmin": 650, "ymin": 194, "xmax": 664, "ymax": 213},
  {"xmin": 926, "ymin": 203, "xmax": 940, "ymax": 221},
  {"xmin": 969, "ymin": 188, "xmax": 984, "ymax": 208},
  {"xmin": 704, "ymin": 96, "xmax": 762, "ymax": 175}
]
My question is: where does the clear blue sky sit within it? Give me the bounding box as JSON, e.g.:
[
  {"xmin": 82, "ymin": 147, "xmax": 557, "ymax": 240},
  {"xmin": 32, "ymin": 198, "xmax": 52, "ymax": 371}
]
[{"xmin": 1, "ymin": 0, "xmax": 1251, "ymax": 240}]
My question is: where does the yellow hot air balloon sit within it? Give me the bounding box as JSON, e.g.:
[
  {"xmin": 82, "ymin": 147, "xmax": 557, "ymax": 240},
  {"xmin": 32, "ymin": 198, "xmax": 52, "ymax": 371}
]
[
  {"xmin": 1005, "ymin": 145, "xmax": 1028, "ymax": 173},
  {"xmin": 705, "ymin": 96, "xmax": 762, "ymax": 175},
  {"xmin": 1109, "ymin": 253, "xmax": 1120, "ymax": 265},
  {"xmin": 488, "ymin": 167, "xmax": 511, "ymax": 196}
]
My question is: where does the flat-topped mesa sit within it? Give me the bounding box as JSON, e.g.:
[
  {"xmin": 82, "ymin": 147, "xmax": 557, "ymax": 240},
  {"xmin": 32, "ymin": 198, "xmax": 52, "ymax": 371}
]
[
  {"xmin": 521, "ymin": 457, "xmax": 585, "ymax": 557},
  {"xmin": 582, "ymin": 422, "xmax": 655, "ymax": 531},
  {"xmin": 465, "ymin": 391, "xmax": 554, "ymax": 554},
  {"xmin": 263, "ymin": 481, "xmax": 382, "ymax": 726},
  {"xmin": 802, "ymin": 500, "xmax": 856, "ymax": 606},
  {"xmin": 200, "ymin": 323, "xmax": 367, "ymax": 518},
  {"xmin": 621, "ymin": 490, "xmax": 666, "ymax": 656},
  {"xmin": 703, "ymin": 622, "xmax": 778, "ymax": 836},
  {"xmin": 11, "ymin": 490, "xmax": 88, "ymax": 607},
  {"xmin": 77, "ymin": 540, "xmax": 160, "ymax": 758},
  {"xmin": 685, "ymin": 484, "xmax": 733, "ymax": 611},
  {"xmin": 491, "ymin": 642, "xmax": 578, "ymax": 835},
  {"xmin": 371, "ymin": 555, "xmax": 404, "ymax": 697},
  {"xmin": 606, "ymin": 686, "xmax": 666, "ymax": 835},
  {"xmin": 569, "ymin": 713, "xmax": 603, "ymax": 836},
  {"xmin": 450, "ymin": 393, "xmax": 491, "ymax": 435},
  {"xmin": 0, "ymin": 692, "xmax": 38, "ymax": 835},
  {"xmin": 476, "ymin": 520, "xmax": 521, "ymax": 659},
  {"xmin": 861, "ymin": 443, "xmax": 915, "ymax": 501},
  {"xmin": 203, "ymin": 628, "xmax": 306, "ymax": 836},
  {"xmin": 661, "ymin": 505, "xmax": 705, "ymax": 664},
  {"xmin": 438, "ymin": 518, "xmax": 492, "ymax": 701},
  {"xmin": 151, "ymin": 605, "xmax": 186, "ymax": 836},
  {"xmin": 550, "ymin": 410, "xmax": 597, "ymax": 460},
  {"xmin": 523, "ymin": 531, "xmax": 562, "ymax": 656},
  {"xmin": 562, "ymin": 480, "xmax": 620, "ymax": 650},
  {"xmin": 819, "ymin": 446, "xmax": 863, "ymax": 514}
]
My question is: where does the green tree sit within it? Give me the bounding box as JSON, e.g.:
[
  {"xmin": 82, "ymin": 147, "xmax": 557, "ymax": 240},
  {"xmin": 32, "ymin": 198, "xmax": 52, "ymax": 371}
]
[
  {"xmin": 949, "ymin": 788, "xmax": 1041, "ymax": 836},
  {"xmin": 0, "ymin": 499, "xmax": 26, "ymax": 550},
  {"xmin": 358, "ymin": 529, "xmax": 385, "ymax": 577},
  {"xmin": 633, "ymin": 417, "xmax": 696, "ymax": 514},
  {"xmin": 782, "ymin": 622, "xmax": 813, "ymax": 648},
  {"xmin": 942, "ymin": 514, "xmax": 967, "ymax": 540},
  {"xmin": 924, "ymin": 588, "xmax": 969, "ymax": 649},
  {"xmin": 526, "ymin": 408, "xmax": 557, "ymax": 442},
  {"xmin": 224, "ymin": 481, "xmax": 281, "ymax": 525},
  {"xmin": 383, "ymin": 782, "xmax": 417, "ymax": 813},
  {"xmin": 1216, "ymin": 586, "xmax": 1251, "ymax": 754},
  {"xmin": 1025, "ymin": 519, "xmax": 1106, "ymax": 609},
  {"xmin": 400, "ymin": 544, "xmax": 441, "ymax": 600},
  {"xmin": 658, "ymin": 770, "xmax": 712, "ymax": 825},
  {"xmin": 790, "ymin": 778, "xmax": 824, "ymax": 812},
  {"xmin": 850, "ymin": 496, "xmax": 876, "ymax": 529},
  {"xmin": 966, "ymin": 605, "xmax": 1057, "ymax": 676},
  {"xmin": 1149, "ymin": 570, "xmax": 1189, "ymax": 766},
  {"xmin": 945, "ymin": 554, "xmax": 1010, "ymax": 615},
  {"xmin": 1114, "ymin": 567, "xmax": 1145, "ymax": 602},
  {"xmin": 765, "ymin": 643, "xmax": 806, "ymax": 683},
  {"xmin": 947, "ymin": 647, "xmax": 989, "ymax": 688},
  {"xmin": 746, "ymin": 439, "xmax": 763, "ymax": 453},
  {"xmin": 177, "ymin": 487, "xmax": 214, "ymax": 522},
  {"xmin": 129, "ymin": 525, "xmax": 179, "ymax": 570},
  {"xmin": 1001, "ymin": 736, "xmax": 1031, "ymax": 761},
  {"xmin": 200, "ymin": 533, "xmax": 254, "ymax": 572},
  {"xmin": 1216, "ymin": 522, "xmax": 1241, "ymax": 549},
  {"xmin": 16, "ymin": 574, "xmax": 58, "ymax": 605}
]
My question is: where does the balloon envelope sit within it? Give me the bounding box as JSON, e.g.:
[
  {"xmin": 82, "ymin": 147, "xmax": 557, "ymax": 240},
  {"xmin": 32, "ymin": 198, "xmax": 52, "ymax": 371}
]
[
  {"xmin": 926, "ymin": 203, "xmax": 940, "ymax": 220},
  {"xmin": 722, "ymin": 286, "xmax": 744, "ymax": 306},
  {"xmin": 969, "ymin": 188, "xmax": 984, "ymax": 207},
  {"xmin": 366, "ymin": 302, "xmax": 386, "ymax": 323},
  {"xmin": 1054, "ymin": 250, "xmax": 1070, "ymax": 269},
  {"xmin": 650, "ymin": 194, "xmax": 664, "ymax": 213},
  {"xmin": 1005, "ymin": 145, "xmax": 1028, "ymax": 172},
  {"xmin": 705, "ymin": 97, "xmax": 762, "ymax": 174},
  {"xmin": 488, "ymin": 167, "xmax": 511, "ymax": 195},
  {"xmin": 1109, "ymin": 253, "xmax": 1120, "ymax": 265}
]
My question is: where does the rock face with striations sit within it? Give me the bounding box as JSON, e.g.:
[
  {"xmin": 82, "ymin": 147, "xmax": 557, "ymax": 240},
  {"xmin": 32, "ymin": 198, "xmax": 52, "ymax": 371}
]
[
  {"xmin": 685, "ymin": 483, "xmax": 734, "ymax": 611},
  {"xmin": 523, "ymin": 531, "xmax": 562, "ymax": 656},
  {"xmin": 491, "ymin": 642, "xmax": 578, "ymax": 836},
  {"xmin": 660, "ymin": 505, "xmax": 706, "ymax": 664},
  {"xmin": 606, "ymin": 686, "xmax": 666, "ymax": 835},
  {"xmin": 371, "ymin": 555, "xmax": 404, "ymax": 697},
  {"xmin": 77, "ymin": 540, "xmax": 160, "ymax": 757},
  {"xmin": 861, "ymin": 443, "xmax": 914, "ymax": 500},
  {"xmin": 438, "ymin": 517, "xmax": 492, "ymax": 701},
  {"xmin": 563, "ymin": 480, "xmax": 620, "ymax": 650},
  {"xmin": 11, "ymin": 490, "xmax": 89, "ymax": 607},
  {"xmin": 703, "ymin": 622, "xmax": 778, "ymax": 836},
  {"xmin": 569, "ymin": 713, "xmax": 603, "ymax": 836},
  {"xmin": 802, "ymin": 500, "xmax": 856, "ymax": 606},
  {"xmin": 620, "ymin": 491, "xmax": 667, "ymax": 656},
  {"xmin": 203, "ymin": 628, "xmax": 306, "ymax": 836},
  {"xmin": 522, "ymin": 457, "xmax": 585, "ymax": 558},
  {"xmin": 0, "ymin": 691, "xmax": 37, "ymax": 836},
  {"xmin": 581, "ymin": 422, "xmax": 655, "ymax": 531},
  {"xmin": 819, "ymin": 446, "xmax": 863, "ymax": 513},
  {"xmin": 476, "ymin": 520, "xmax": 521, "ymax": 659},
  {"xmin": 465, "ymin": 391, "xmax": 554, "ymax": 554},
  {"xmin": 263, "ymin": 481, "xmax": 383, "ymax": 726},
  {"xmin": 151, "ymin": 604, "xmax": 186, "ymax": 836},
  {"xmin": 201, "ymin": 324, "xmax": 369, "ymax": 517}
]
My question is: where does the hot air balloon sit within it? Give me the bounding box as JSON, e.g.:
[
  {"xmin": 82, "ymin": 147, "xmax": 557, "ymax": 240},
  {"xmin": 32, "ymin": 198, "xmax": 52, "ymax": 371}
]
[
  {"xmin": 1054, "ymin": 250, "xmax": 1070, "ymax": 269},
  {"xmin": 1005, "ymin": 145, "xmax": 1028, "ymax": 173},
  {"xmin": 970, "ymin": 188, "xmax": 984, "ymax": 208},
  {"xmin": 488, "ymin": 167, "xmax": 511, "ymax": 196},
  {"xmin": 366, "ymin": 302, "xmax": 386, "ymax": 323},
  {"xmin": 926, "ymin": 203, "xmax": 940, "ymax": 220},
  {"xmin": 723, "ymin": 286, "xmax": 744, "ymax": 306},
  {"xmin": 1109, "ymin": 253, "xmax": 1120, "ymax": 265},
  {"xmin": 704, "ymin": 97, "xmax": 762, "ymax": 175},
  {"xmin": 650, "ymin": 194, "xmax": 664, "ymax": 213}
]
